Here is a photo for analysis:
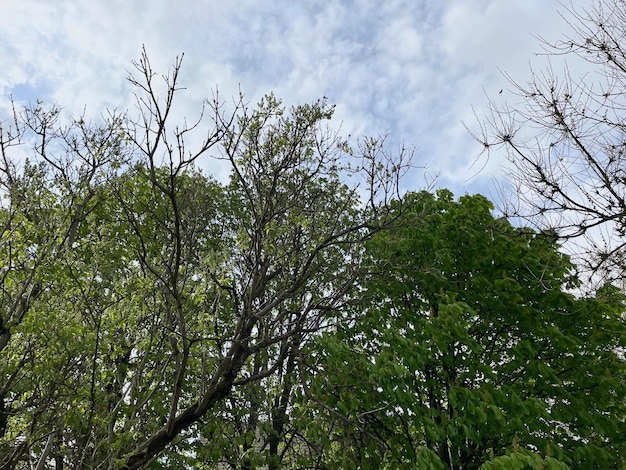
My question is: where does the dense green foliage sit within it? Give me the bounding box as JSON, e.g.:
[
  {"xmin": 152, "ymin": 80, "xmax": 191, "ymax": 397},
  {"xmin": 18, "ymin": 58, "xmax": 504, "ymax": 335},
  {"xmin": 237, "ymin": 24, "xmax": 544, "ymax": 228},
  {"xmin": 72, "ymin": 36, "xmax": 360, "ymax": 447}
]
[{"xmin": 300, "ymin": 191, "xmax": 626, "ymax": 469}]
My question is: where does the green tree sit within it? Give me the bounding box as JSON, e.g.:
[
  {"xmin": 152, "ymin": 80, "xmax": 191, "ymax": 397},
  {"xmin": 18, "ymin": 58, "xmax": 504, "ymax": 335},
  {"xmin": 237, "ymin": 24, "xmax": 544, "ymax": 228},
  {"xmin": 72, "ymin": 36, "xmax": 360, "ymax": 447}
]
[
  {"xmin": 0, "ymin": 50, "xmax": 409, "ymax": 469},
  {"xmin": 303, "ymin": 190, "xmax": 626, "ymax": 469},
  {"xmin": 0, "ymin": 99, "xmax": 128, "ymax": 468}
]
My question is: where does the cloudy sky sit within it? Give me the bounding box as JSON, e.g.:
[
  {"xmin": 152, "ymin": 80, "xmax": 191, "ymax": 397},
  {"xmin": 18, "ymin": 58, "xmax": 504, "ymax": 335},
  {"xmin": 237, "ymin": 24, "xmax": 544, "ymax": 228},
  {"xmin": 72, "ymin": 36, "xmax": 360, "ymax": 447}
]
[{"xmin": 0, "ymin": 0, "xmax": 592, "ymax": 199}]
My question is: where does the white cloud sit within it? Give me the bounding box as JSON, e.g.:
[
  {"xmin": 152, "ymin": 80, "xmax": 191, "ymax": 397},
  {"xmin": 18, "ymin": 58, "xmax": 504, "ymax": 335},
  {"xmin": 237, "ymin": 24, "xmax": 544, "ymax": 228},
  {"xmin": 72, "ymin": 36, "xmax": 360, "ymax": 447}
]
[{"xmin": 0, "ymin": 0, "xmax": 597, "ymax": 196}]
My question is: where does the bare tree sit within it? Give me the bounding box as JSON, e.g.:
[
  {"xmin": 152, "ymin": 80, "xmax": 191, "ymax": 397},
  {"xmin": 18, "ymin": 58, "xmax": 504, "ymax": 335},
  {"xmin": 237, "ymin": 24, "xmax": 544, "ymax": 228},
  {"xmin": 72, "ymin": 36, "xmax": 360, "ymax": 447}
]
[{"xmin": 471, "ymin": 0, "xmax": 626, "ymax": 284}]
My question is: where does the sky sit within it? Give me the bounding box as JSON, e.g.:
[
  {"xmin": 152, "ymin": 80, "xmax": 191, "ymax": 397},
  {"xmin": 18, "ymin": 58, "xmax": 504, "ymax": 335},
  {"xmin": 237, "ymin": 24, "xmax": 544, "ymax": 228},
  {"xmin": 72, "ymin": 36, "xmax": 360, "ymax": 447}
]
[{"xmin": 0, "ymin": 0, "xmax": 594, "ymax": 200}]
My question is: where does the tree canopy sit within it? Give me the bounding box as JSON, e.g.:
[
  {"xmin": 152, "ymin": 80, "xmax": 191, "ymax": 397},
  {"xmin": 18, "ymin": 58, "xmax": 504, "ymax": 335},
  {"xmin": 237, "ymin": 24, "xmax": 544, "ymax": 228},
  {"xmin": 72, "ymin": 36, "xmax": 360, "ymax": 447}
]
[
  {"xmin": 0, "ymin": 51, "xmax": 407, "ymax": 469},
  {"xmin": 0, "ymin": 46, "xmax": 624, "ymax": 470},
  {"xmin": 300, "ymin": 190, "xmax": 626, "ymax": 469}
]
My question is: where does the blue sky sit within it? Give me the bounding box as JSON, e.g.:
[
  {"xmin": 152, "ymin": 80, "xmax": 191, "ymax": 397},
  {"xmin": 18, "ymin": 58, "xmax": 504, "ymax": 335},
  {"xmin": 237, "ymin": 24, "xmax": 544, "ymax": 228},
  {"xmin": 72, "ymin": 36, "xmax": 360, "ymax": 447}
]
[{"xmin": 0, "ymin": 0, "xmax": 592, "ymax": 200}]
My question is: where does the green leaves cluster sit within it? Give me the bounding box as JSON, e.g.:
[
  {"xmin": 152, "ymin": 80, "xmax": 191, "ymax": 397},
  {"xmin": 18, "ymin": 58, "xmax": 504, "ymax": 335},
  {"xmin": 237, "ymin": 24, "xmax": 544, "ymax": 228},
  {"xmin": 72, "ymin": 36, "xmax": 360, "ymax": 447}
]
[
  {"xmin": 302, "ymin": 190, "xmax": 626, "ymax": 469},
  {"xmin": 0, "ymin": 54, "xmax": 398, "ymax": 468}
]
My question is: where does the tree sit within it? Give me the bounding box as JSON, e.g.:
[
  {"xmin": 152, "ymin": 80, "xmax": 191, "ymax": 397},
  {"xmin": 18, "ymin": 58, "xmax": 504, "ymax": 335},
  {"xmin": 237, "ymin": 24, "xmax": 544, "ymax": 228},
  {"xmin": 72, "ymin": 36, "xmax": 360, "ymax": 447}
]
[
  {"xmin": 472, "ymin": 0, "xmax": 626, "ymax": 285},
  {"xmin": 0, "ymin": 99, "xmax": 128, "ymax": 468},
  {"xmin": 0, "ymin": 50, "xmax": 410, "ymax": 469},
  {"xmin": 301, "ymin": 190, "xmax": 626, "ymax": 469}
]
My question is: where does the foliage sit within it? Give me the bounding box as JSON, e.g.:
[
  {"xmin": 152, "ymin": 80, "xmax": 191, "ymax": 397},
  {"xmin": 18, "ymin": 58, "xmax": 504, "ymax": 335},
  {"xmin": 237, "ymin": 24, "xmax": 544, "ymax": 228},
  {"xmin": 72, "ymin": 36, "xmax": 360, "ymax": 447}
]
[
  {"xmin": 1, "ymin": 43, "xmax": 624, "ymax": 470},
  {"xmin": 0, "ymin": 51, "xmax": 407, "ymax": 469},
  {"xmin": 481, "ymin": 448, "xmax": 571, "ymax": 470},
  {"xmin": 302, "ymin": 190, "xmax": 626, "ymax": 469}
]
